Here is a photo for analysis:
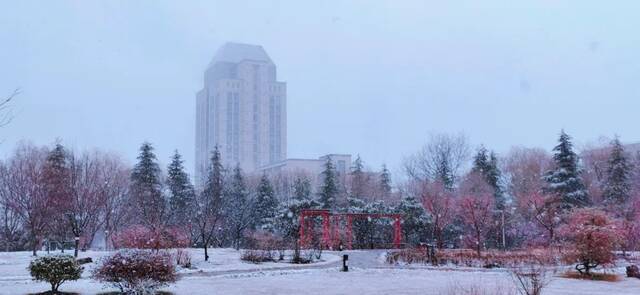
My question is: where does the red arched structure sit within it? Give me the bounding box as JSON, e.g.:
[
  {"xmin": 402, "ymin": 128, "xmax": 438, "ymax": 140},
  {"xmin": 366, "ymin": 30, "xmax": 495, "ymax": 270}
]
[{"xmin": 299, "ymin": 209, "xmax": 403, "ymax": 250}]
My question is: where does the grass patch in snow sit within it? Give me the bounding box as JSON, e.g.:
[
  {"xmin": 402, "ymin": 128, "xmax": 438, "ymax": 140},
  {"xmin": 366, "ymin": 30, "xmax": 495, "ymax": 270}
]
[{"xmin": 561, "ymin": 271, "xmax": 622, "ymax": 282}]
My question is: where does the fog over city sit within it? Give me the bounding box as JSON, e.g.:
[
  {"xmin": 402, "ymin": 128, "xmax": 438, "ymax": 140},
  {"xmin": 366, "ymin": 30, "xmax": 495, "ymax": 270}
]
[{"xmin": 2, "ymin": 0, "xmax": 640, "ymax": 176}]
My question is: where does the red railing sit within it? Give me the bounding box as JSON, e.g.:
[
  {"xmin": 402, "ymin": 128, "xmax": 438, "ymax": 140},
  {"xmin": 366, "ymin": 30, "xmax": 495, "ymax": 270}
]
[{"xmin": 299, "ymin": 209, "xmax": 403, "ymax": 250}]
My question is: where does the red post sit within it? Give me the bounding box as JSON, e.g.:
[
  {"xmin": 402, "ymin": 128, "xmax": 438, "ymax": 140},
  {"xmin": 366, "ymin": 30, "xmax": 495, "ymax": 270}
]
[
  {"xmin": 332, "ymin": 215, "xmax": 341, "ymax": 249},
  {"xmin": 322, "ymin": 212, "xmax": 331, "ymax": 249},
  {"xmin": 393, "ymin": 216, "xmax": 402, "ymax": 249},
  {"xmin": 346, "ymin": 215, "xmax": 353, "ymax": 250},
  {"xmin": 299, "ymin": 212, "xmax": 306, "ymax": 248}
]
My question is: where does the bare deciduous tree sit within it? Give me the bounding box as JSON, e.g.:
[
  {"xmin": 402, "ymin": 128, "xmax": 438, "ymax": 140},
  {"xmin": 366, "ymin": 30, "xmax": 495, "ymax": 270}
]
[
  {"xmin": 65, "ymin": 151, "xmax": 109, "ymax": 257},
  {"xmin": 3, "ymin": 143, "xmax": 50, "ymax": 256},
  {"xmin": 404, "ymin": 133, "xmax": 470, "ymax": 189},
  {"xmin": 509, "ymin": 262, "xmax": 553, "ymax": 295},
  {"xmin": 99, "ymin": 154, "xmax": 130, "ymax": 251},
  {"xmin": 0, "ymin": 160, "xmax": 23, "ymax": 251},
  {"xmin": 0, "ymin": 88, "xmax": 19, "ymax": 128}
]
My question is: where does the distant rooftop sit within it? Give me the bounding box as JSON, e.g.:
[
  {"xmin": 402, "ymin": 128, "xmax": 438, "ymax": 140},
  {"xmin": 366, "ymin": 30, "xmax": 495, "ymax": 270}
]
[{"xmin": 208, "ymin": 42, "xmax": 273, "ymax": 67}]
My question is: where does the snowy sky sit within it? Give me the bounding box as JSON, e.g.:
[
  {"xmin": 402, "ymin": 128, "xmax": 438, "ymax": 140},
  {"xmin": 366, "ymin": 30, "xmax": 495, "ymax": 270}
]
[{"xmin": 1, "ymin": 0, "xmax": 639, "ymax": 177}]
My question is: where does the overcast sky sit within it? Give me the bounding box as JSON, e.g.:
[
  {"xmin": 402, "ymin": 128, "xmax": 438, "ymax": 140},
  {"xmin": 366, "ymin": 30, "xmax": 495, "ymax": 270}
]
[{"xmin": 1, "ymin": 0, "xmax": 639, "ymax": 178}]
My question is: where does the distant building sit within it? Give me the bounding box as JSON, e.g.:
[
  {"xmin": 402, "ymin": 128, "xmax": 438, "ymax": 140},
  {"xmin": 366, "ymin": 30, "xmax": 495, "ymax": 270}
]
[
  {"xmin": 259, "ymin": 154, "xmax": 352, "ymax": 189},
  {"xmin": 195, "ymin": 42, "xmax": 286, "ymax": 186}
]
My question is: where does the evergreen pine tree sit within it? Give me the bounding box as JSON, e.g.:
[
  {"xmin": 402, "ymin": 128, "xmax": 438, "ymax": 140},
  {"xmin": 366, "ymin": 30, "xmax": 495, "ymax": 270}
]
[
  {"xmin": 472, "ymin": 146, "xmax": 490, "ymax": 175},
  {"xmin": 543, "ymin": 130, "xmax": 590, "ymax": 209},
  {"xmin": 275, "ymin": 176, "xmax": 319, "ymax": 245},
  {"xmin": 43, "ymin": 143, "xmax": 71, "ymax": 251},
  {"xmin": 379, "ymin": 164, "xmax": 392, "ymax": 200},
  {"xmin": 319, "ymin": 157, "xmax": 338, "ymax": 209},
  {"xmin": 603, "ymin": 137, "xmax": 632, "ymax": 207},
  {"xmin": 293, "ymin": 176, "xmax": 312, "ymax": 202},
  {"xmin": 255, "ymin": 174, "xmax": 278, "ymax": 231},
  {"xmin": 196, "ymin": 146, "xmax": 225, "ymax": 261},
  {"xmin": 472, "ymin": 147, "xmax": 505, "ymax": 209},
  {"xmin": 226, "ymin": 165, "xmax": 254, "ymax": 249},
  {"xmin": 130, "ymin": 142, "xmax": 165, "ymax": 226},
  {"xmin": 396, "ymin": 194, "xmax": 430, "ymax": 246},
  {"xmin": 435, "ymin": 156, "xmax": 454, "ymax": 191},
  {"xmin": 166, "ymin": 150, "xmax": 195, "ymax": 227},
  {"xmin": 202, "ymin": 147, "xmax": 224, "ymax": 203},
  {"xmin": 350, "ymin": 155, "xmax": 367, "ymax": 199}
]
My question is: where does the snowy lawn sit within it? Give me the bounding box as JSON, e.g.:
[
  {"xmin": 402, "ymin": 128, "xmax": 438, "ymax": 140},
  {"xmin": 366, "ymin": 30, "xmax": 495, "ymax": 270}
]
[
  {"xmin": 0, "ymin": 249, "xmax": 638, "ymax": 294},
  {"xmin": 0, "ymin": 248, "xmax": 340, "ymax": 294},
  {"xmin": 167, "ymin": 268, "xmax": 640, "ymax": 295}
]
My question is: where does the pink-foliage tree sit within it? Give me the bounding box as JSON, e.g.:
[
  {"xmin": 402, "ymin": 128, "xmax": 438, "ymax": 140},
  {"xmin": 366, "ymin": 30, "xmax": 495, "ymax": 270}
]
[
  {"xmin": 421, "ymin": 181, "xmax": 455, "ymax": 249},
  {"xmin": 525, "ymin": 192, "xmax": 563, "ymax": 246},
  {"xmin": 112, "ymin": 225, "xmax": 190, "ymax": 251},
  {"xmin": 458, "ymin": 172, "xmax": 495, "ymax": 256},
  {"xmin": 560, "ymin": 209, "xmax": 621, "ymax": 276},
  {"xmin": 619, "ymin": 195, "xmax": 640, "ymax": 253}
]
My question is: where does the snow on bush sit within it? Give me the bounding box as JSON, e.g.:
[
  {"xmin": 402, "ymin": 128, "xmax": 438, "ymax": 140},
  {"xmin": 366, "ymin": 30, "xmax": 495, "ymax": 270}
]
[
  {"xmin": 241, "ymin": 232, "xmax": 287, "ymax": 263},
  {"xmin": 560, "ymin": 209, "xmax": 620, "ymax": 276},
  {"xmin": 508, "ymin": 259, "xmax": 554, "ymax": 295},
  {"xmin": 175, "ymin": 248, "xmax": 192, "ymax": 268},
  {"xmin": 28, "ymin": 255, "xmax": 83, "ymax": 293},
  {"xmin": 111, "ymin": 225, "xmax": 190, "ymax": 250},
  {"xmin": 92, "ymin": 249, "xmax": 177, "ymax": 294}
]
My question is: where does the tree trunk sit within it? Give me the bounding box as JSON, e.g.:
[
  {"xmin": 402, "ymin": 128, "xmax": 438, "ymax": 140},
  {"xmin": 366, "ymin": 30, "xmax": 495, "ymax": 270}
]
[
  {"xmin": 31, "ymin": 237, "xmax": 37, "ymax": 256},
  {"xmin": 204, "ymin": 242, "xmax": 209, "ymax": 262},
  {"xmin": 435, "ymin": 228, "xmax": 444, "ymax": 249},
  {"xmin": 476, "ymin": 229, "xmax": 482, "ymax": 257},
  {"xmin": 74, "ymin": 236, "xmax": 79, "ymax": 258}
]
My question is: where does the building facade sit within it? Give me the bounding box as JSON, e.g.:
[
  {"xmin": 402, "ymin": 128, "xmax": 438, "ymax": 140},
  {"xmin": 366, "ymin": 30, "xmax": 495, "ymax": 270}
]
[
  {"xmin": 258, "ymin": 154, "xmax": 352, "ymax": 191},
  {"xmin": 196, "ymin": 43, "xmax": 286, "ymax": 185}
]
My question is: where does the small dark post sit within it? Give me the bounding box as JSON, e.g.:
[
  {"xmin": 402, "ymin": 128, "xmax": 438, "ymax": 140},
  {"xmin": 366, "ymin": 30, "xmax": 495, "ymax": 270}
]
[
  {"xmin": 74, "ymin": 236, "xmax": 80, "ymax": 258},
  {"xmin": 342, "ymin": 254, "xmax": 349, "ymax": 272}
]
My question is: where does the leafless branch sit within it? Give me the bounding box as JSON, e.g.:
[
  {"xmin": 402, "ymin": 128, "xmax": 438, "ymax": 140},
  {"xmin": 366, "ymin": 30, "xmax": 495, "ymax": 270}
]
[{"xmin": 0, "ymin": 88, "xmax": 20, "ymax": 128}]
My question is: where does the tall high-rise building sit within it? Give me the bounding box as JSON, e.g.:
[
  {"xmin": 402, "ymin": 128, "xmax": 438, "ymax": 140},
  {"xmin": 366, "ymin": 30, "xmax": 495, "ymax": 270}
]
[{"xmin": 195, "ymin": 42, "xmax": 286, "ymax": 185}]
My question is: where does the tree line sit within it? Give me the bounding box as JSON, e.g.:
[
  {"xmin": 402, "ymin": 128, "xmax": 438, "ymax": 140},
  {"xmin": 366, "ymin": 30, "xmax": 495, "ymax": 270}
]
[{"xmin": 1, "ymin": 129, "xmax": 639, "ymax": 258}]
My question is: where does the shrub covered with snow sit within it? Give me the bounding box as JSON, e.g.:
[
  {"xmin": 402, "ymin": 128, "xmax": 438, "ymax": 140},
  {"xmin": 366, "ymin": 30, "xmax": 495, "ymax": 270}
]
[
  {"xmin": 175, "ymin": 248, "xmax": 192, "ymax": 268},
  {"xmin": 242, "ymin": 232, "xmax": 287, "ymax": 263},
  {"xmin": 92, "ymin": 250, "xmax": 177, "ymax": 294},
  {"xmin": 241, "ymin": 249, "xmax": 275, "ymax": 264},
  {"xmin": 28, "ymin": 255, "xmax": 83, "ymax": 293}
]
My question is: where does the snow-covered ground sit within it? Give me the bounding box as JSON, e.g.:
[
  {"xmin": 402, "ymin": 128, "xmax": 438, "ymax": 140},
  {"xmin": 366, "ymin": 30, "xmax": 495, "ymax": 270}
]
[{"xmin": 0, "ymin": 249, "xmax": 638, "ymax": 294}]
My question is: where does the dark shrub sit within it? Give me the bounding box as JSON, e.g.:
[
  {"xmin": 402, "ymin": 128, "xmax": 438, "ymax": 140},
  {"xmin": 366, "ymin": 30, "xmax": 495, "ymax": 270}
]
[
  {"xmin": 28, "ymin": 255, "xmax": 83, "ymax": 293},
  {"xmin": 241, "ymin": 249, "xmax": 274, "ymax": 264},
  {"xmin": 627, "ymin": 265, "xmax": 640, "ymax": 279},
  {"xmin": 92, "ymin": 250, "xmax": 177, "ymax": 294}
]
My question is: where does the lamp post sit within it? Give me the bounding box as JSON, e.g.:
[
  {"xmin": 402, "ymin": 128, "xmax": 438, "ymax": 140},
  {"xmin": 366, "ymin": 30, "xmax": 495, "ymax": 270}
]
[{"xmin": 342, "ymin": 254, "xmax": 349, "ymax": 272}]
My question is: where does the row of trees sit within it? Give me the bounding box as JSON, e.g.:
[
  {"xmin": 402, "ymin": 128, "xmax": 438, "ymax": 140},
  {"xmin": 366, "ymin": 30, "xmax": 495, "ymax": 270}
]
[
  {"xmin": 1, "ymin": 129, "xmax": 639, "ymax": 259},
  {"xmin": 403, "ymin": 131, "xmax": 640, "ymax": 255},
  {"xmin": 0, "ymin": 140, "xmax": 397, "ymax": 259},
  {"xmin": 0, "ymin": 143, "xmax": 130, "ymax": 255}
]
